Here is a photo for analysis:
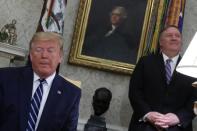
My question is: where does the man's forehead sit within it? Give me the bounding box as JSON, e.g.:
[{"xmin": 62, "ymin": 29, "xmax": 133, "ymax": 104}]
[
  {"xmin": 112, "ymin": 9, "xmax": 122, "ymax": 14},
  {"xmin": 166, "ymin": 27, "xmax": 179, "ymax": 31},
  {"xmin": 162, "ymin": 27, "xmax": 180, "ymax": 34}
]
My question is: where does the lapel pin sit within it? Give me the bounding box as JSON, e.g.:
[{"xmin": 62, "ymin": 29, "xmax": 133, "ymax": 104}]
[{"xmin": 57, "ymin": 90, "xmax": 62, "ymax": 94}]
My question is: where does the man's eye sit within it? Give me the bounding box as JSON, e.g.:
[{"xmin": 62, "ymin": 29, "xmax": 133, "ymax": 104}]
[
  {"xmin": 175, "ymin": 34, "xmax": 181, "ymax": 38},
  {"xmin": 35, "ymin": 48, "xmax": 43, "ymax": 52},
  {"xmin": 166, "ymin": 34, "xmax": 172, "ymax": 37},
  {"xmin": 47, "ymin": 48, "xmax": 55, "ymax": 53}
]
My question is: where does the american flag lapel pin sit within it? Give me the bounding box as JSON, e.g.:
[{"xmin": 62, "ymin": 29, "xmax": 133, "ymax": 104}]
[{"xmin": 57, "ymin": 90, "xmax": 62, "ymax": 95}]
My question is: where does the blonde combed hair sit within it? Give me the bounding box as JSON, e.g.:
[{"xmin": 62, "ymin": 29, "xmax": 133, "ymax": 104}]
[{"xmin": 29, "ymin": 32, "xmax": 64, "ymax": 52}]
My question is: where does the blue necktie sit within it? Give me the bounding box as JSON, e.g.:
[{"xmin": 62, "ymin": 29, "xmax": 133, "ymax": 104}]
[
  {"xmin": 26, "ymin": 79, "xmax": 45, "ymax": 131},
  {"xmin": 165, "ymin": 59, "xmax": 172, "ymax": 84}
]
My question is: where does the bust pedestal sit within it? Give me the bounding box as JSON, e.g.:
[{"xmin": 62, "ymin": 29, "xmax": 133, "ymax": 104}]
[{"xmin": 0, "ymin": 42, "xmax": 26, "ymax": 67}]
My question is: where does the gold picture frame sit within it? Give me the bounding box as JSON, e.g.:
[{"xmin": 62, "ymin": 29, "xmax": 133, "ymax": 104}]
[{"xmin": 69, "ymin": 0, "xmax": 159, "ymax": 74}]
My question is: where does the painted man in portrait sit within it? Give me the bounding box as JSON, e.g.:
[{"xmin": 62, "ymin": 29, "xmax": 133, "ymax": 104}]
[{"xmin": 82, "ymin": 6, "xmax": 137, "ymax": 64}]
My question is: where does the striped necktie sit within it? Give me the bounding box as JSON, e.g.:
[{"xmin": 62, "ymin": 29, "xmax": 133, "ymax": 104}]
[
  {"xmin": 165, "ymin": 59, "xmax": 172, "ymax": 84},
  {"xmin": 26, "ymin": 79, "xmax": 45, "ymax": 131}
]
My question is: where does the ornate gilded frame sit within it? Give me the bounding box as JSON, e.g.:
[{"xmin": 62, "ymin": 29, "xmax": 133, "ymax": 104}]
[{"xmin": 69, "ymin": 0, "xmax": 158, "ymax": 74}]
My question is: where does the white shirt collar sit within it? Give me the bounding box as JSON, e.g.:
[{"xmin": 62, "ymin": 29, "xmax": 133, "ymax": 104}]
[
  {"xmin": 111, "ymin": 25, "xmax": 116, "ymax": 30},
  {"xmin": 33, "ymin": 72, "xmax": 56, "ymax": 87},
  {"xmin": 162, "ymin": 53, "xmax": 179, "ymax": 64}
]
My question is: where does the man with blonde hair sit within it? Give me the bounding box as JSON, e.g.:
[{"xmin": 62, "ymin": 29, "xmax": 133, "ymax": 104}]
[{"xmin": 0, "ymin": 32, "xmax": 81, "ymax": 131}]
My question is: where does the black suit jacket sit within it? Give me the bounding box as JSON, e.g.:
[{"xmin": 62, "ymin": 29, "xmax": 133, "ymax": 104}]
[
  {"xmin": 0, "ymin": 66, "xmax": 81, "ymax": 131},
  {"xmin": 128, "ymin": 53, "xmax": 197, "ymax": 131}
]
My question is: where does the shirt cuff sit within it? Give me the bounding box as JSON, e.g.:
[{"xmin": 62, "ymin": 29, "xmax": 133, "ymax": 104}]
[{"xmin": 139, "ymin": 113, "xmax": 149, "ymax": 122}]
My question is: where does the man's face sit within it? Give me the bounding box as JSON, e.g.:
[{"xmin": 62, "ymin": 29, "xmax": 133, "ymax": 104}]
[
  {"xmin": 159, "ymin": 27, "xmax": 182, "ymax": 56},
  {"xmin": 30, "ymin": 39, "xmax": 62, "ymax": 78},
  {"xmin": 110, "ymin": 9, "xmax": 123, "ymax": 26}
]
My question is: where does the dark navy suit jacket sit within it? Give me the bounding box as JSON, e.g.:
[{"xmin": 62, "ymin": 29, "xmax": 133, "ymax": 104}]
[{"xmin": 0, "ymin": 66, "xmax": 81, "ymax": 131}]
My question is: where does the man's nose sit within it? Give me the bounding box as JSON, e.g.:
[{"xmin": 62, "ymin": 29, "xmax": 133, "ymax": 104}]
[
  {"xmin": 171, "ymin": 35, "xmax": 179, "ymax": 40},
  {"xmin": 41, "ymin": 50, "xmax": 49, "ymax": 57}
]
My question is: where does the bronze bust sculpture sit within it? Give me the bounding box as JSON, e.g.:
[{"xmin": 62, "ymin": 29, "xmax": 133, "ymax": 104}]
[{"xmin": 84, "ymin": 87, "xmax": 112, "ymax": 131}]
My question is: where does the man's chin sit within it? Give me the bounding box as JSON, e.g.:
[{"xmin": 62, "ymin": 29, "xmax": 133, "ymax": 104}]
[
  {"xmin": 37, "ymin": 68, "xmax": 52, "ymax": 77},
  {"xmin": 39, "ymin": 72, "xmax": 52, "ymax": 78}
]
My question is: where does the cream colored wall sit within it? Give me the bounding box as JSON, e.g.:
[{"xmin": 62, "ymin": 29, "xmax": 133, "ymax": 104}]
[
  {"xmin": 0, "ymin": 0, "xmax": 197, "ymax": 130},
  {"xmin": 183, "ymin": 0, "xmax": 197, "ymax": 130}
]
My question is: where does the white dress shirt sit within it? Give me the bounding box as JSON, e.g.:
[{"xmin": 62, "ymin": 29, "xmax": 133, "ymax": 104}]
[
  {"xmin": 105, "ymin": 25, "xmax": 116, "ymax": 37},
  {"xmin": 32, "ymin": 72, "xmax": 56, "ymax": 130}
]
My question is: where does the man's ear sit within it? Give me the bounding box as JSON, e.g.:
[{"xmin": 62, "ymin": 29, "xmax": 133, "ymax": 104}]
[
  {"xmin": 59, "ymin": 52, "xmax": 63, "ymax": 63},
  {"xmin": 29, "ymin": 53, "xmax": 32, "ymax": 61},
  {"xmin": 159, "ymin": 38, "xmax": 162, "ymax": 47}
]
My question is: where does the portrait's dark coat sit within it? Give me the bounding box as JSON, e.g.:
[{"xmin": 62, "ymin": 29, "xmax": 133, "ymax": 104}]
[{"xmin": 83, "ymin": 25, "xmax": 137, "ymax": 64}]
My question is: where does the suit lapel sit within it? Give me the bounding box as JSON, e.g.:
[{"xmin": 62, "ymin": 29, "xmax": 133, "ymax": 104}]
[
  {"xmin": 19, "ymin": 67, "xmax": 34, "ymax": 131},
  {"xmin": 156, "ymin": 53, "xmax": 167, "ymax": 85},
  {"xmin": 37, "ymin": 75, "xmax": 66, "ymax": 130},
  {"xmin": 170, "ymin": 55, "xmax": 181, "ymax": 84}
]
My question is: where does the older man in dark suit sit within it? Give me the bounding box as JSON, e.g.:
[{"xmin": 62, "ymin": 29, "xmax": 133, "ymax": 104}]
[
  {"xmin": 128, "ymin": 25, "xmax": 197, "ymax": 131},
  {"xmin": 0, "ymin": 32, "xmax": 81, "ymax": 131}
]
